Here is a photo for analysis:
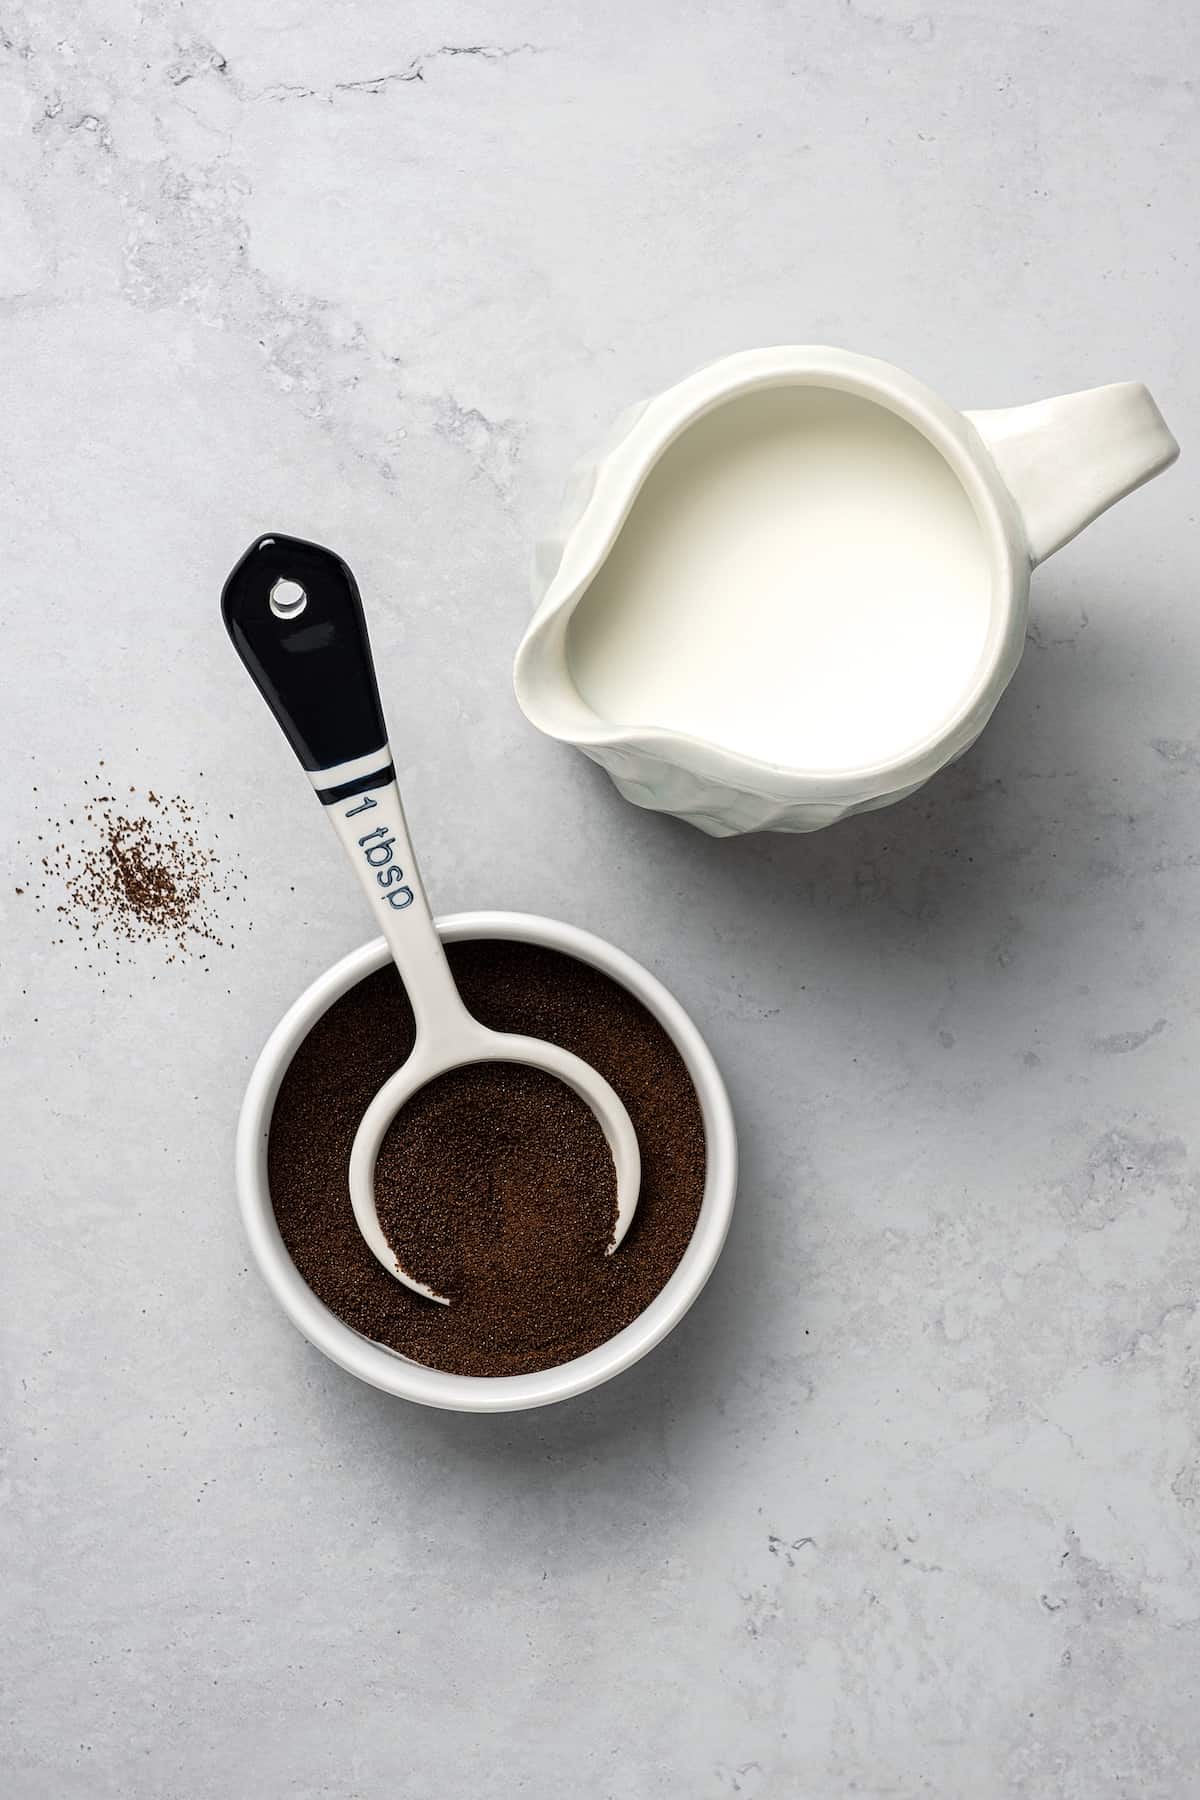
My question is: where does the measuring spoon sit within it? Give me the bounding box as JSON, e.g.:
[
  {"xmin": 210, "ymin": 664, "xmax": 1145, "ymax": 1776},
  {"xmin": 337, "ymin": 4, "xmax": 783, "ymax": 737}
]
[{"xmin": 222, "ymin": 534, "xmax": 640, "ymax": 1303}]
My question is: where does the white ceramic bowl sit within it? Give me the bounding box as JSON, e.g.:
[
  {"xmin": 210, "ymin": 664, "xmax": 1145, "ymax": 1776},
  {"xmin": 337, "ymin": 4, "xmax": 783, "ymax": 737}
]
[{"xmin": 237, "ymin": 911, "xmax": 737, "ymax": 1412}]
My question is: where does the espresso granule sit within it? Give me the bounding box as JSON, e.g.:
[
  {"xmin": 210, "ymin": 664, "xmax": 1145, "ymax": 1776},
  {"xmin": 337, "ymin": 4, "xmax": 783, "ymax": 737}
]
[
  {"xmin": 375, "ymin": 1063, "xmax": 617, "ymax": 1325},
  {"xmin": 24, "ymin": 774, "xmax": 245, "ymax": 964},
  {"xmin": 268, "ymin": 941, "xmax": 707, "ymax": 1377}
]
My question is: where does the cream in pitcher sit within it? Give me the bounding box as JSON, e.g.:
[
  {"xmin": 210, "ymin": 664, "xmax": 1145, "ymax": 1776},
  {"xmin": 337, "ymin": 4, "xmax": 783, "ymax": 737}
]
[{"xmin": 514, "ymin": 347, "xmax": 1179, "ymax": 836}]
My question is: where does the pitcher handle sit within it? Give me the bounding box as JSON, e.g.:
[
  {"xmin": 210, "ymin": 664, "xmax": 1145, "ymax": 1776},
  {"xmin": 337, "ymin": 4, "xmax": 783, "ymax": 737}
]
[{"xmin": 966, "ymin": 382, "xmax": 1179, "ymax": 567}]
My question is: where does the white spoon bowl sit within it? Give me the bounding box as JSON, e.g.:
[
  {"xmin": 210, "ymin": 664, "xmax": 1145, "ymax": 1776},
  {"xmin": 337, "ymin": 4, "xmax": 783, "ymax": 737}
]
[{"xmin": 348, "ymin": 1024, "xmax": 641, "ymax": 1304}]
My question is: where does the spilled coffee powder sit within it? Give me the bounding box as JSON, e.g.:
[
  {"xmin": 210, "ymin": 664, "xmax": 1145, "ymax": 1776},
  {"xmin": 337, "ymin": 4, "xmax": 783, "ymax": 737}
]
[
  {"xmin": 268, "ymin": 941, "xmax": 707, "ymax": 1377},
  {"xmin": 25, "ymin": 771, "xmax": 245, "ymax": 967}
]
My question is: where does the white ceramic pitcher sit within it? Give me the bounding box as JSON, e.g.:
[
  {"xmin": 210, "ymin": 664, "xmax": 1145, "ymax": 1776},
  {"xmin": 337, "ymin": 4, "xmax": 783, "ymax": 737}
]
[{"xmin": 514, "ymin": 347, "xmax": 1178, "ymax": 836}]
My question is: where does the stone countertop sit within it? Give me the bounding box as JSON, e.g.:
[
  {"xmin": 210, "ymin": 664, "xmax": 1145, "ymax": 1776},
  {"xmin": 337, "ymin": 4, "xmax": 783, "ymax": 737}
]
[{"xmin": 1, "ymin": 3, "xmax": 1197, "ymax": 1795}]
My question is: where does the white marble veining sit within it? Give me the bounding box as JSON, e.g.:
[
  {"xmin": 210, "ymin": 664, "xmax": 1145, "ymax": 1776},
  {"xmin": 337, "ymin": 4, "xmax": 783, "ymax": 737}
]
[{"xmin": 1, "ymin": 2, "xmax": 1198, "ymax": 1794}]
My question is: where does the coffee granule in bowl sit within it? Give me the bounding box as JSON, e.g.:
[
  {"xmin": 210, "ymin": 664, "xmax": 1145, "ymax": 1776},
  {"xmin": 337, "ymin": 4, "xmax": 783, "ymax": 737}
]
[
  {"xmin": 375, "ymin": 1063, "xmax": 618, "ymax": 1326},
  {"xmin": 267, "ymin": 941, "xmax": 707, "ymax": 1377}
]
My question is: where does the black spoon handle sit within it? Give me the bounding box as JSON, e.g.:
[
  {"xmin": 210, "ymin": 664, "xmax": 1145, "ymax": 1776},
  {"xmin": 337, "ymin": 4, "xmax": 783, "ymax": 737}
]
[{"xmin": 221, "ymin": 533, "xmax": 392, "ymax": 803}]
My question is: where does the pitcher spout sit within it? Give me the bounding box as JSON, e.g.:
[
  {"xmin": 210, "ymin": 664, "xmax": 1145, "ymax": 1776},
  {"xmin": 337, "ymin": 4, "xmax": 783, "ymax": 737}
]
[{"xmin": 965, "ymin": 382, "xmax": 1179, "ymax": 566}]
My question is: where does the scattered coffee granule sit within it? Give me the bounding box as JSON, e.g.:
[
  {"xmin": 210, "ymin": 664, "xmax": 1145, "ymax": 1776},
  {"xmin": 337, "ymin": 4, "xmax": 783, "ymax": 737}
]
[
  {"xmin": 268, "ymin": 941, "xmax": 707, "ymax": 1377},
  {"xmin": 25, "ymin": 772, "xmax": 246, "ymax": 964}
]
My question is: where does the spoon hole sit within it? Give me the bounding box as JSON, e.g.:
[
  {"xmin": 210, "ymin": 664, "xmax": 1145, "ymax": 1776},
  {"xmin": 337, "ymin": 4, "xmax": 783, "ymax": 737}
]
[{"xmin": 269, "ymin": 578, "xmax": 307, "ymax": 620}]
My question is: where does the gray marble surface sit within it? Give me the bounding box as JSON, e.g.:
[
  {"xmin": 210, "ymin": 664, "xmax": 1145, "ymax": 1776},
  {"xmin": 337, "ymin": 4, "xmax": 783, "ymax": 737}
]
[{"xmin": 2, "ymin": 1, "xmax": 1198, "ymax": 1794}]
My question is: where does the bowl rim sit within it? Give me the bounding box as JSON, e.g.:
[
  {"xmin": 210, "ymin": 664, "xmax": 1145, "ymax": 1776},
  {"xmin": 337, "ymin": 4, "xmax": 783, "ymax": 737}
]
[{"xmin": 236, "ymin": 911, "xmax": 738, "ymax": 1412}]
